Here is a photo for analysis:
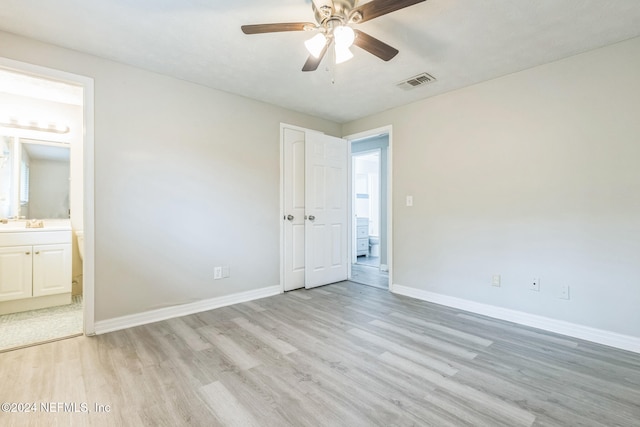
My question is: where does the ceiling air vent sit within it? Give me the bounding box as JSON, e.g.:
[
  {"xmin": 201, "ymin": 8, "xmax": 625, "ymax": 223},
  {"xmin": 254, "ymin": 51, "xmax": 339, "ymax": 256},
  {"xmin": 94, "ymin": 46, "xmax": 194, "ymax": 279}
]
[{"xmin": 396, "ymin": 72, "xmax": 436, "ymax": 90}]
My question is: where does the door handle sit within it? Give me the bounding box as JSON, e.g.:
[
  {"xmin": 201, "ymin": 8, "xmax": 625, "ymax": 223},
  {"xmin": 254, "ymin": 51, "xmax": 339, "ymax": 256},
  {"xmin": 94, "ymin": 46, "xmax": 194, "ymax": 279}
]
[
  {"xmin": 308, "ymin": 215, "xmax": 316, "ymax": 221},
  {"xmin": 286, "ymin": 214, "xmax": 294, "ymax": 221}
]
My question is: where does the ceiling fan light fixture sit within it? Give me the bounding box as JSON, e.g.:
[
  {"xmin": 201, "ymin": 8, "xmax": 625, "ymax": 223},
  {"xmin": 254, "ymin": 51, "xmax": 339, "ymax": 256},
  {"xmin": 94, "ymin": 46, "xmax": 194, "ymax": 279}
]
[
  {"xmin": 305, "ymin": 33, "xmax": 327, "ymax": 58},
  {"xmin": 335, "ymin": 45, "xmax": 354, "ymax": 64},
  {"xmin": 333, "ymin": 25, "xmax": 355, "ymax": 48}
]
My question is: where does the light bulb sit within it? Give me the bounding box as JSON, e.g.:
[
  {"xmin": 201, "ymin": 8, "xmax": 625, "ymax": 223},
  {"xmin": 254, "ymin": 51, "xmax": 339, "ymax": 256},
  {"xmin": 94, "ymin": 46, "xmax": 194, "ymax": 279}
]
[
  {"xmin": 334, "ymin": 25, "xmax": 355, "ymax": 48},
  {"xmin": 305, "ymin": 33, "xmax": 327, "ymax": 58},
  {"xmin": 335, "ymin": 45, "xmax": 354, "ymax": 64}
]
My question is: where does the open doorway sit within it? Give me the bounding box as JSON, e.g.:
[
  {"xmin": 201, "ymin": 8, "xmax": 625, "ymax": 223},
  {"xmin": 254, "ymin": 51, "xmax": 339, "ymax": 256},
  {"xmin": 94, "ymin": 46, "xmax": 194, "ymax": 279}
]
[
  {"xmin": 349, "ymin": 132, "xmax": 390, "ymax": 289},
  {"xmin": 0, "ymin": 60, "xmax": 93, "ymax": 351}
]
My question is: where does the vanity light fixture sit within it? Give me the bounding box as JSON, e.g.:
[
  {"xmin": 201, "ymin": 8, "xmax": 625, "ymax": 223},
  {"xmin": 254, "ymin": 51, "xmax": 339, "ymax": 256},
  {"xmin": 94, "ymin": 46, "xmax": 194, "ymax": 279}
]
[{"xmin": 0, "ymin": 118, "xmax": 70, "ymax": 134}]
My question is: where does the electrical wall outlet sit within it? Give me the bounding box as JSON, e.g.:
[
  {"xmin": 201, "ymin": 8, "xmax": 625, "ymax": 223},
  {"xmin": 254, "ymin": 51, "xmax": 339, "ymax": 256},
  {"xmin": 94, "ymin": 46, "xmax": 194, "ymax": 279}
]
[
  {"xmin": 214, "ymin": 266, "xmax": 223, "ymax": 280},
  {"xmin": 531, "ymin": 278, "xmax": 540, "ymax": 292},
  {"xmin": 559, "ymin": 284, "xmax": 570, "ymax": 300},
  {"xmin": 492, "ymin": 275, "xmax": 501, "ymax": 287},
  {"xmin": 222, "ymin": 265, "xmax": 230, "ymax": 278}
]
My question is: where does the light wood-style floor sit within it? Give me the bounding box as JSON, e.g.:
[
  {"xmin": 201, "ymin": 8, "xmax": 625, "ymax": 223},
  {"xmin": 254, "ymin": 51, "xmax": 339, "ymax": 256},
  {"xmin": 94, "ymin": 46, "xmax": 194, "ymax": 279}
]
[
  {"xmin": 1, "ymin": 282, "xmax": 639, "ymax": 426},
  {"xmin": 351, "ymin": 263, "xmax": 389, "ymax": 289}
]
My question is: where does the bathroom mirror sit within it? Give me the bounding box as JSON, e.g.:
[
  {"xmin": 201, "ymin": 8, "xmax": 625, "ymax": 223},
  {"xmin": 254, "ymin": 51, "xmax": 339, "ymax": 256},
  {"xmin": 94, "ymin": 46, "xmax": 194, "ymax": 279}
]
[{"xmin": 0, "ymin": 136, "xmax": 70, "ymax": 219}]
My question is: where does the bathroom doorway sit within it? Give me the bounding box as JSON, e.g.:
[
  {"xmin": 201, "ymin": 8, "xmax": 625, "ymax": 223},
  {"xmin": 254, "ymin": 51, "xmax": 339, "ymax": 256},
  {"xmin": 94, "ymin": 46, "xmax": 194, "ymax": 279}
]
[
  {"xmin": 0, "ymin": 60, "xmax": 93, "ymax": 351},
  {"xmin": 349, "ymin": 131, "xmax": 390, "ymax": 290}
]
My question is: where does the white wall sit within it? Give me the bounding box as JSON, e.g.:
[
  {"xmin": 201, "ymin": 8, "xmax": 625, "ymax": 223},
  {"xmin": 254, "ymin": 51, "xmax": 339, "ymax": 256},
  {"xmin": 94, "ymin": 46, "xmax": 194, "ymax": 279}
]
[
  {"xmin": 0, "ymin": 31, "xmax": 340, "ymax": 322},
  {"xmin": 343, "ymin": 36, "xmax": 640, "ymax": 338}
]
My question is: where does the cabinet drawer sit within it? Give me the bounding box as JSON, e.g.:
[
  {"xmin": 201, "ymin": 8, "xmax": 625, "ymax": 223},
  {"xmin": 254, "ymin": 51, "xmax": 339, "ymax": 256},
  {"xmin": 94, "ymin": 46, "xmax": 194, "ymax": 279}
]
[
  {"xmin": 357, "ymin": 226, "xmax": 368, "ymax": 238},
  {"xmin": 357, "ymin": 239, "xmax": 368, "ymax": 251}
]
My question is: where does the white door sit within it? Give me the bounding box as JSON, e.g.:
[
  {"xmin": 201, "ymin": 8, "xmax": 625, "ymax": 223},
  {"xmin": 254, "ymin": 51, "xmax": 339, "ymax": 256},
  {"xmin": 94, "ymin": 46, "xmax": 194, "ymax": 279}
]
[
  {"xmin": 0, "ymin": 246, "xmax": 32, "ymax": 301},
  {"xmin": 304, "ymin": 132, "xmax": 348, "ymax": 288},
  {"xmin": 283, "ymin": 128, "xmax": 306, "ymax": 291},
  {"xmin": 32, "ymin": 244, "xmax": 71, "ymax": 297}
]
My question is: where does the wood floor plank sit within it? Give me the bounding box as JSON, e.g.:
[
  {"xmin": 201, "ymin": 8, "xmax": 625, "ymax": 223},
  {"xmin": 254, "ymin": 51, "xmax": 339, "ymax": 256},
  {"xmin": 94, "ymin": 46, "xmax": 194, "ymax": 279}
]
[
  {"xmin": 457, "ymin": 313, "xmax": 579, "ymax": 348},
  {"xmin": 200, "ymin": 380, "xmax": 262, "ymax": 427},
  {"xmin": 348, "ymin": 327, "xmax": 459, "ymax": 375},
  {"xmin": 197, "ymin": 325, "xmax": 262, "ymax": 371},
  {"xmin": 241, "ymin": 301, "xmax": 267, "ymax": 312},
  {"xmin": 165, "ymin": 317, "xmax": 212, "ymax": 352},
  {"xmin": 231, "ymin": 317, "xmax": 297, "ymax": 355},
  {"xmin": 388, "ymin": 311, "xmax": 494, "ymax": 347},
  {"xmin": 369, "ymin": 319, "xmax": 479, "ymax": 360},
  {"xmin": 379, "ymin": 352, "xmax": 536, "ymax": 426}
]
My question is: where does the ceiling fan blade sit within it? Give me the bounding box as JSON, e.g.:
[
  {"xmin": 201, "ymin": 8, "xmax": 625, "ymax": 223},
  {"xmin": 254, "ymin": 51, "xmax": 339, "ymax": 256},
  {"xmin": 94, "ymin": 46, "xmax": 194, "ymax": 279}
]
[
  {"xmin": 241, "ymin": 23, "xmax": 316, "ymax": 34},
  {"xmin": 353, "ymin": 30, "xmax": 399, "ymax": 61},
  {"xmin": 351, "ymin": 0, "xmax": 426, "ymax": 24},
  {"xmin": 302, "ymin": 41, "xmax": 330, "ymax": 72}
]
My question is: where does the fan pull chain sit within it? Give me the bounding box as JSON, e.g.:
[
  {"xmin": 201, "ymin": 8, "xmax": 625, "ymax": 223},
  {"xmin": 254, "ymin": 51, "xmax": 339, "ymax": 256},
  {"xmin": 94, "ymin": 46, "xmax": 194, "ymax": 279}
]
[{"xmin": 327, "ymin": 44, "xmax": 337, "ymax": 84}]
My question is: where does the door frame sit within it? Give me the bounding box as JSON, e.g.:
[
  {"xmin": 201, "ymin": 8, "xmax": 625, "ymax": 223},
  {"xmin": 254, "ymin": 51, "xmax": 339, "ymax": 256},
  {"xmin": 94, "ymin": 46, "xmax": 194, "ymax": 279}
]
[
  {"xmin": 344, "ymin": 125, "xmax": 393, "ymax": 290},
  {"xmin": 0, "ymin": 57, "xmax": 96, "ymax": 335}
]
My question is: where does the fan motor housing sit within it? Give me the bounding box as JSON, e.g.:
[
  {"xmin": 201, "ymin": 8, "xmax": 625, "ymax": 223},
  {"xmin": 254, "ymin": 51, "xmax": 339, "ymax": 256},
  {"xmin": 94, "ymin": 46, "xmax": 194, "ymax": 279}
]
[{"xmin": 313, "ymin": 0, "xmax": 357, "ymax": 24}]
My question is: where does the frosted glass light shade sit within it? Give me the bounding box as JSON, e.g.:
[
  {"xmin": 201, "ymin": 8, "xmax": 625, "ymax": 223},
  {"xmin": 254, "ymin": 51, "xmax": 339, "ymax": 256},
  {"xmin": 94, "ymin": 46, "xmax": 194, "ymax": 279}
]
[
  {"xmin": 335, "ymin": 45, "xmax": 353, "ymax": 64},
  {"xmin": 305, "ymin": 33, "xmax": 327, "ymax": 58},
  {"xmin": 334, "ymin": 25, "xmax": 355, "ymax": 48}
]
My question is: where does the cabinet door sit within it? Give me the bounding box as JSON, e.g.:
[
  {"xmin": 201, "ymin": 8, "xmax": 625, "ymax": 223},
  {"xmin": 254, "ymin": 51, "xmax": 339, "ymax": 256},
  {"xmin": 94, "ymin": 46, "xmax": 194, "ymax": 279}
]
[
  {"xmin": 0, "ymin": 246, "xmax": 33, "ymax": 301},
  {"xmin": 32, "ymin": 244, "xmax": 72, "ymax": 297}
]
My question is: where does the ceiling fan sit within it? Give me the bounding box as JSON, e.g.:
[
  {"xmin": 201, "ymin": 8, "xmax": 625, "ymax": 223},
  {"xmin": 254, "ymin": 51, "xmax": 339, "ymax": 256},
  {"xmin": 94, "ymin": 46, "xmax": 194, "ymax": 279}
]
[{"xmin": 241, "ymin": 0, "xmax": 426, "ymax": 71}]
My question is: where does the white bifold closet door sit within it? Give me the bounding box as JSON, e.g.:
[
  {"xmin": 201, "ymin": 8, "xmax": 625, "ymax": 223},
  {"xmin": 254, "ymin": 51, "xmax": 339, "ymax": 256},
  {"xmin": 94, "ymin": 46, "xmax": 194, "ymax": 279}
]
[{"xmin": 282, "ymin": 127, "xmax": 348, "ymax": 291}]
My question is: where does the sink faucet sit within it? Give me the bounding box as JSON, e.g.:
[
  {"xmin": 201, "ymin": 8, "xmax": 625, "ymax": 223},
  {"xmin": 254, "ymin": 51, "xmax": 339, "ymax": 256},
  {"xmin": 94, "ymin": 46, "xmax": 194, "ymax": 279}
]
[{"xmin": 0, "ymin": 218, "xmax": 7, "ymax": 224}]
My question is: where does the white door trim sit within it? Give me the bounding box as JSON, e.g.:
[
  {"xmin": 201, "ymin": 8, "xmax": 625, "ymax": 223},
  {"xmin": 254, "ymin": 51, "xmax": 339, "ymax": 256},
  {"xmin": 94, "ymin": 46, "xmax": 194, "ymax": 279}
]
[
  {"xmin": 344, "ymin": 125, "xmax": 393, "ymax": 290},
  {"xmin": 0, "ymin": 57, "xmax": 96, "ymax": 335}
]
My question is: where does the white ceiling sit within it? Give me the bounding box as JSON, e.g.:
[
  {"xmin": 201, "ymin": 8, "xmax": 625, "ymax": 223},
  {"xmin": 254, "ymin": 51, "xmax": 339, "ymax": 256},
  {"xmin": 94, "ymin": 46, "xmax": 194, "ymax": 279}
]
[{"xmin": 1, "ymin": 0, "xmax": 639, "ymax": 123}]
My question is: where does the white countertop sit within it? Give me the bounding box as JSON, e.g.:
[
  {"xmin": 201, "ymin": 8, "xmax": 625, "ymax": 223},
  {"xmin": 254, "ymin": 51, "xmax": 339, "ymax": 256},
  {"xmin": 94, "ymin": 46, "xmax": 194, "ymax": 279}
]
[{"xmin": 0, "ymin": 219, "xmax": 72, "ymax": 233}]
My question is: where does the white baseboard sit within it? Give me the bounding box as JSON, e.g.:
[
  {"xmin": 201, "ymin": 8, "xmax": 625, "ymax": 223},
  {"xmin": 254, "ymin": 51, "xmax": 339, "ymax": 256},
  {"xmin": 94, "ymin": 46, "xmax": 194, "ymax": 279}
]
[
  {"xmin": 392, "ymin": 284, "xmax": 640, "ymax": 354},
  {"xmin": 94, "ymin": 285, "xmax": 281, "ymax": 335}
]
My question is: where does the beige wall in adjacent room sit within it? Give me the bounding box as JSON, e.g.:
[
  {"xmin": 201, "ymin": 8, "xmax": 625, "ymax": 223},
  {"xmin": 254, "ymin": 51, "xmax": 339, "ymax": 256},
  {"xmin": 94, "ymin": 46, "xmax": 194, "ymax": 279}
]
[
  {"xmin": 0, "ymin": 31, "xmax": 340, "ymax": 322},
  {"xmin": 343, "ymin": 36, "xmax": 640, "ymax": 338}
]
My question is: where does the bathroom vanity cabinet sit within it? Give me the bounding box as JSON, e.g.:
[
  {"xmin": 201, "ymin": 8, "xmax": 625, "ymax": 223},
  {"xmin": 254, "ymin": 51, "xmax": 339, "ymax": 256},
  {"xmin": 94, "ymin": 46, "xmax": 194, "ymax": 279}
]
[
  {"xmin": 0, "ymin": 227, "xmax": 72, "ymax": 311},
  {"xmin": 356, "ymin": 217, "xmax": 369, "ymax": 256}
]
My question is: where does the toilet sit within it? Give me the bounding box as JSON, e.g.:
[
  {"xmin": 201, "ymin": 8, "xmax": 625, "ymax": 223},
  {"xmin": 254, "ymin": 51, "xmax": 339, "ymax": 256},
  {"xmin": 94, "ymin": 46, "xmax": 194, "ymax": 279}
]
[
  {"xmin": 76, "ymin": 230, "xmax": 84, "ymax": 261},
  {"xmin": 369, "ymin": 236, "xmax": 380, "ymax": 257}
]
